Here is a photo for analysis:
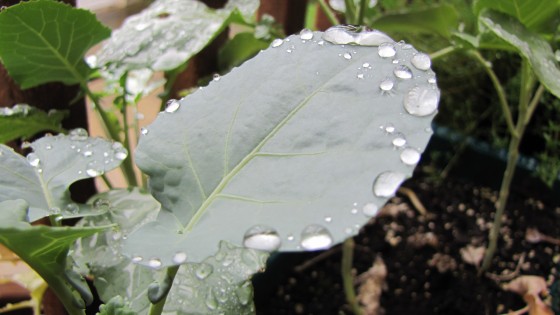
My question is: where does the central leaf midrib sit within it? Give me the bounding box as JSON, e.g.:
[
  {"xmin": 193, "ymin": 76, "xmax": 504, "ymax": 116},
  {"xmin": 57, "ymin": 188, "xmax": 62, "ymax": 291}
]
[{"xmin": 183, "ymin": 50, "xmax": 361, "ymax": 232}]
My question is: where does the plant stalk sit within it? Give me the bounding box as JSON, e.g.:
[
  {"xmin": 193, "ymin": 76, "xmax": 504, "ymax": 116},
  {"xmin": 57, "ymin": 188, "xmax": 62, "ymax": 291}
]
[
  {"xmin": 357, "ymin": 0, "xmax": 367, "ymax": 26},
  {"xmin": 429, "ymin": 46, "xmax": 457, "ymax": 61},
  {"xmin": 317, "ymin": 0, "xmax": 341, "ymax": 25},
  {"xmin": 342, "ymin": 238, "xmax": 363, "ymax": 315},
  {"xmin": 119, "ymin": 83, "xmax": 139, "ymax": 187},
  {"xmin": 468, "ymin": 50, "xmax": 517, "ymax": 138},
  {"xmin": 479, "ymin": 61, "xmax": 543, "ymax": 274},
  {"xmin": 148, "ymin": 265, "xmax": 180, "ymax": 315}
]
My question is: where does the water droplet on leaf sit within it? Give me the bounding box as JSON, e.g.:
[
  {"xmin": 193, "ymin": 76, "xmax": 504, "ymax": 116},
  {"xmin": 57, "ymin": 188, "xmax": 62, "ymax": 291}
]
[
  {"xmin": 26, "ymin": 153, "xmax": 40, "ymax": 167},
  {"xmin": 343, "ymin": 52, "xmax": 352, "ymax": 60},
  {"xmin": 69, "ymin": 128, "xmax": 88, "ymax": 141},
  {"xmin": 141, "ymin": 128, "xmax": 149, "ymax": 135},
  {"xmin": 378, "ymin": 43, "xmax": 396, "ymax": 57},
  {"xmin": 394, "ymin": 65, "xmax": 412, "ymax": 79},
  {"xmin": 212, "ymin": 73, "xmax": 221, "ymax": 81},
  {"xmin": 172, "ymin": 251, "xmax": 188, "ymax": 264},
  {"xmin": 322, "ymin": 25, "xmax": 393, "ymax": 46},
  {"xmin": 131, "ymin": 256, "xmax": 143, "ymax": 263},
  {"xmin": 411, "ymin": 53, "xmax": 431, "ymax": 70},
  {"xmin": 86, "ymin": 161, "xmax": 104, "ymax": 177},
  {"xmin": 324, "ymin": 216, "xmax": 332, "ymax": 223},
  {"xmin": 379, "ymin": 78, "xmax": 395, "ymax": 91},
  {"xmin": 363, "ymin": 203, "xmax": 379, "ymax": 217},
  {"xmin": 299, "ymin": 29, "xmax": 314, "ymax": 40},
  {"xmin": 195, "ymin": 263, "xmax": 213, "ymax": 280},
  {"xmin": 373, "ymin": 171, "xmax": 406, "ymax": 197},
  {"xmin": 243, "ymin": 225, "xmax": 281, "ymax": 252},
  {"xmin": 400, "ymin": 148, "xmax": 421, "ymax": 165},
  {"xmin": 404, "ymin": 86, "xmax": 440, "ymax": 116},
  {"xmin": 300, "ymin": 225, "xmax": 333, "ymax": 250},
  {"xmin": 392, "ymin": 134, "xmax": 406, "ymax": 147},
  {"xmin": 165, "ymin": 99, "xmax": 180, "ymax": 113},
  {"xmin": 147, "ymin": 258, "xmax": 162, "ymax": 269},
  {"xmin": 271, "ymin": 38, "xmax": 284, "ymax": 48}
]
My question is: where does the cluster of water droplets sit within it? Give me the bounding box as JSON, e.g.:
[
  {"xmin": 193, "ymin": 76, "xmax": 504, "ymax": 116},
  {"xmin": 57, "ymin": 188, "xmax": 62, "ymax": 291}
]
[{"xmin": 0, "ymin": 104, "xmax": 32, "ymax": 116}]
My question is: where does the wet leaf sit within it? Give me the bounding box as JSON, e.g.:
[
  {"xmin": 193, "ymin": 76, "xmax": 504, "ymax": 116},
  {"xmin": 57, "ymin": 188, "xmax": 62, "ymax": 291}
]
[
  {"xmin": 0, "ymin": 0, "xmax": 110, "ymax": 88},
  {"xmin": 479, "ymin": 10, "xmax": 560, "ymax": 99},
  {"xmin": 97, "ymin": 0, "xmax": 259, "ymax": 75},
  {"xmin": 130, "ymin": 29, "xmax": 439, "ymax": 267},
  {"xmin": 0, "ymin": 105, "xmax": 67, "ymax": 144},
  {"xmin": 0, "ymin": 199, "xmax": 106, "ymax": 315},
  {"xmin": 0, "ymin": 133, "xmax": 126, "ymax": 221}
]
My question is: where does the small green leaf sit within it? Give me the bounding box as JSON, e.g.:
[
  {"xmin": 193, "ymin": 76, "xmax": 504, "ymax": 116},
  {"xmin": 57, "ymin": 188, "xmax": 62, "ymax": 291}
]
[
  {"xmin": 372, "ymin": 4, "xmax": 460, "ymax": 39},
  {"xmin": 0, "ymin": 199, "xmax": 106, "ymax": 315},
  {"xmin": 97, "ymin": 296, "xmax": 136, "ymax": 315},
  {"xmin": 129, "ymin": 29, "xmax": 439, "ymax": 267},
  {"xmin": 218, "ymin": 33, "xmax": 270, "ymax": 71},
  {"xmin": 97, "ymin": 0, "xmax": 259, "ymax": 75},
  {"xmin": 473, "ymin": 0, "xmax": 560, "ymax": 33},
  {"xmin": 0, "ymin": 104, "xmax": 67, "ymax": 144},
  {"xmin": 75, "ymin": 189, "xmax": 267, "ymax": 315},
  {"xmin": 0, "ymin": 133, "xmax": 126, "ymax": 221},
  {"xmin": 0, "ymin": 0, "xmax": 110, "ymax": 88},
  {"xmin": 479, "ymin": 10, "xmax": 560, "ymax": 98}
]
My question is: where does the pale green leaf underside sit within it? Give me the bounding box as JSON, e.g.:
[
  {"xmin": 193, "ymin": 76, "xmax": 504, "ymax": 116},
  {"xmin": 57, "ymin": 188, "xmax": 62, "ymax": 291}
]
[
  {"xmin": 0, "ymin": 105, "xmax": 67, "ymax": 143},
  {"xmin": 480, "ymin": 10, "xmax": 560, "ymax": 99},
  {"xmin": 75, "ymin": 190, "xmax": 265, "ymax": 315},
  {"xmin": 0, "ymin": 0, "xmax": 110, "ymax": 88},
  {"xmin": 97, "ymin": 0, "xmax": 258, "ymax": 74},
  {"xmin": 131, "ymin": 31, "xmax": 438, "ymax": 266},
  {"xmin": 0, "ymin": 199, "xmax": 106, "ymax": 315},
  {"xmin": 0, "ymin": 134, "xmax": 125, "ymax": 221}
]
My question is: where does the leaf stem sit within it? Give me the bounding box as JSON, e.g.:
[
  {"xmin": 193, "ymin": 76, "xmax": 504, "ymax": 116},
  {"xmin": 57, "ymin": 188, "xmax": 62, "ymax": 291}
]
[
  {"xmin": 119, "ymin": 76, "xmax": 139, "ymax": 187},
  {"xmin": 83, "ymin": 88, "xmax": 121, "ymax": 144},
  {"xmin": 317, "ymin": 0, "xmax": 341, "ymax": 25},
  {"xmin": 148, "ymin": 265, "xmax": 179, "ymax": 315},
  {"xmin": 428, "ymin": 46, "xmax": 457, "ymax": 61},
  {"xmin": 357, "ymin": 0, "xmax": 367, "ymax": 26},
  {"xmin": 468, "ymin": 50, "xmax": 517, "ymax": 138},
  {"xmin": 342, "ymin": 238, "xmax": 363, "ymax": 315}
]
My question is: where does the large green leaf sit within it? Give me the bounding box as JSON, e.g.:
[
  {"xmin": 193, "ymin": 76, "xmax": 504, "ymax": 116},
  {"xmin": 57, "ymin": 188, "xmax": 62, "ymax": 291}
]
[
  {"xmin": 129, "ymin": 28, "xmax": 439, "ymax": 267},
  {"xmin": 0, "ymin": 104, "xmax": 67, "ymax": 144},
  {"xmin": 479, "ymin": 10, "xmax": 560, "ymax": 98},
  {"xmin": 74, "ymin": 189, "xmax": 266, "ymax": 314},
  {"xmin": 218, "ymin": 33, "xmax": 270, "ymax": 71},
  {"xmin": 0, "ymin": 199, "xmax": 106, "ymax": 315},
  {"xmin": 0, "ymin": 0, "xmax": 110, "ymax": 88},
  {"xmin": 97, "ymin": 0, "xmax": 259, "ymax": 75},
  {"xmin": 372, "ymin": 4, "xmax": 460, "ymax": 39},
  {"xmin": 0, "ymin": 132, "xmax": 126, "ymax": 221},
  {"xmin": 473, "ymin": 0, "xmax": 560, "ymax": 32}
]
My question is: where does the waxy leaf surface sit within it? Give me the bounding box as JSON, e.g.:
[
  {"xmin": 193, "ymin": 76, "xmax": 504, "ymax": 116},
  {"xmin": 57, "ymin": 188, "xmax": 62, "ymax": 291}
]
[{"xmin": 130, "ymin": 30, "xmax": 439, "ymax": 267}]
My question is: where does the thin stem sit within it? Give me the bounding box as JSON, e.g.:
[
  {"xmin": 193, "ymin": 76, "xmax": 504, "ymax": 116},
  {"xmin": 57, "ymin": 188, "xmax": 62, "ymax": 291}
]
[
  {"xmin": 100, "ymin": 174, "xmax": 113, "ymax": 190},
  {"xmin": 468, "ymin": 50, "xmax": 518, "ymax": 138},
  {"xmin": 357, "ymin": 0, "xmax": 367, "ymax": 25},
  {"xmin": 342, "ymin": 238, "xmax": 363, "ymax": 315},
  {"xmin": 83, "ymin": 88, "xmax": 121, "ymax": 143},
  {"xmin": 525, "ymin": 84, "xmax": 545, "ymax": 125},
  {"xmin": 317, "ymin": 0, "xmax": 341, "ymax": 25},
  {"xmin": 304, "ymin": 0, "xmax": 319, "ymax": 30},
  {"xmin": 428, "ymin": 46, "xmax": 457, "ymax": 61},
  {"xmin": 148, "ymin": 266, "xmax": 180, "ymax": 315},
  {"xmin": 119, "ymin": 82, "xmax": 139, "ymax": 187}
]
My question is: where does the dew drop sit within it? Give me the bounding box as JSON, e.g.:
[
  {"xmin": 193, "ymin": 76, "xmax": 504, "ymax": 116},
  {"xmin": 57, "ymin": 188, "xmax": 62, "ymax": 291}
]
[
  {"xmin": 83, "ymin": 151, "xmax": 93, "ymax": 158},
  {"xmin": 45, "ymin": 144, "xmax": 52, "ymax": 150},
  {"xmin": 362, "ymin": 62, "xmax": 370, "ymax": 68},
  {"xmin": 357, "ymin": 73, "xmax": 364, "ymax": 79},
  {"xmin": 379, "ymin": 78, "xmax": 395, "ymax": 91},
  {"xmin": 324, "ymin": 216, "xmax": 332, "ymax": 223},
  {"xmin": 373, "ymin": 171, "xmax": 406, "ymax": 197},
  {"xmin": 394, "ymin": 65, "xmax": 412, "ymax": 79},
  {"xmin": 343, "ymin": 52, "xmax": 352, "ymax": 60},
  {"xmin": 378, "ymin": 43, "xmax": 396, "ymax": 57},
  {"xmin": 243, "ymin": 225, "xmax": 281, "ymax": 252},
  {"xmin": 300, "ymin": 225, "xmax": 333, "ymax": 251},
  {"xmin": 411, "ymin": 53, "xmax": 431, "ymax": 70},
  {"xmin": 26, "ymin": 153, "xmax": 40, "ymax": 167},
  {"xmin": 212, "ymin": 73, "xmax": 221, "ymax": 81},
  {"xmin": 172, "ymin": 251, "xmax": 188, "ymax": 264},
  {"xmin": 427, "ymin": 77, "xmax": 437, "ymax": 84},
  {"xmin": 65, "ymin": 203, "xmax": 79, "ymax": 214},
  {"xmin": 147, "ymin": 258, "xmax": 162, "ymax": 269},
  {"xmin": 69, "ymin": 128, "xmax": 88, "ymax": 141},
  {"xmin": 383, "ymin": 123, "xmax": 395, "ymax": 134},
  {"xmin": 322, "ymin": 25, "xmax": 393, "ymax": 46},
  {"xmin": 86, "ymin": 161, "xmax": 104, "ymax": 177},
  {"xmin": 287, "ymin": 234, "xmax": 295, "ymax": 241},
  {"xmin": 141, "ymin": 128, "xmax": 149, "ymax": 135},
  {"xmin": 400, "ymin": 148, "xmax": 421, "ymax": 165},
  {"xmin": 392, "ymin": 134, "xmax": 407, "ymax": 148},
  {"xmin": 271, "ymin": 38, "xmax": 284, "ymax": 48},
  {"xmin": 131, "ymin": 256, "xmax": 143, "ymax": 263},
  {"xmin": 93, "ymin": 198, "xmax": 111, "ymax": 211},
  {"xmin": 195, "ymin": 263, "xmax": 213, "ymax": 280},
  {"xmin": 165, "ymin": 99, "xmax": 180, "ymax": 113},
  {"xmin": 363, "ymin": 203, "xmax": 379, "ymax": 217},
  {"xmin": 299, "ymin": 28, "xmax": 314, "ymax": 40},
  {"xmin": 404, "ymin": 86, "xmax": 440, "ymax": 116}
]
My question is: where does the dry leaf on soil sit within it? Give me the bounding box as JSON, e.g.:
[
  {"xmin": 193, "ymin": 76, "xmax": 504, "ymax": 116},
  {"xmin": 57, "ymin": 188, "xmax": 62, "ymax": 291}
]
[{"xmin": 503, "ymin": 275, "xmax": 553, "ymax": 315}]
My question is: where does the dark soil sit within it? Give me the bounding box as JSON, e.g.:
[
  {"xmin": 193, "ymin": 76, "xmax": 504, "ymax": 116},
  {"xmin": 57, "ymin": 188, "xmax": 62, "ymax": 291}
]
[{"xmin": 254, "ymin": 173, "xmax": 560, "ymax": 315}]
